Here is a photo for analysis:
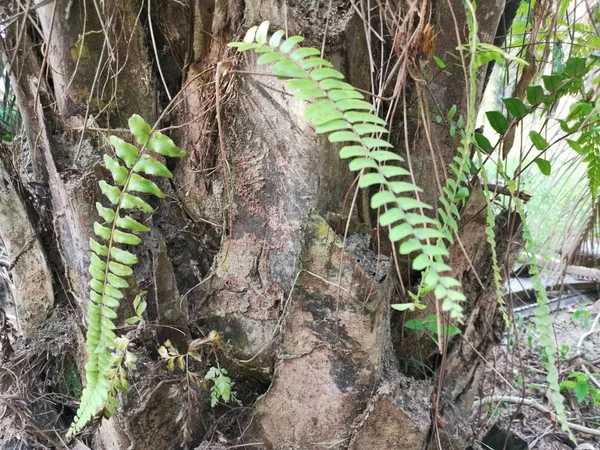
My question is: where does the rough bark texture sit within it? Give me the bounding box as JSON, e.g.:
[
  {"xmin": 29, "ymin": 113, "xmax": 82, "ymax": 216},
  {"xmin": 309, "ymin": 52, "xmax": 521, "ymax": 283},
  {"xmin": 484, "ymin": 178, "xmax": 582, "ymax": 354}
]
[{"xmin": 0, "ymin": 0, "xmax": 515, "ymax": 449}]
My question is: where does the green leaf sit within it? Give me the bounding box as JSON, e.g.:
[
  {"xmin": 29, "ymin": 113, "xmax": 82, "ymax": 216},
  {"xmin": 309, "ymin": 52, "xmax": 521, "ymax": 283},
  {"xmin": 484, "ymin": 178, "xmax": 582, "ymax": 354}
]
[
  {"xmin": 272, "ymin": 59, "xmax": 307, "ymax": 78},
  {"xmin": 361, "ymin": 137, "xmax": 392, "ymax": 148},
  {"xmin": 378, "ymin": 165, "xmax": 410, "ymax": 177},
  {"xmin": 404, "ymin": 319, "xmax": 426, "ymax": 331},
  {"xmin": 103, "ymin": 155, "xmax": 128, "ymax": 185},
  {"xmin": 243, "ymin": 25, "xmax": 258, "ymax": 43},
  {"xmin": 433, "ymin": 55, "xmax": 446, "ymax": 69},
  {"xmin": 96, "ymin": 203, "xmax": 115, "ymax": 223},
  {"xmin": 290, "ymin": 47, "xmax": 321, "ymax": 61},
  {"xmin": 99, "ymin": 180, "xmax": 122, "ymax": 205},
  {"xmin": 526, "ymin": 85, "xmax": 545, "ymax": 105},
  {"xmin": 474, "ymin": 133, "xmax": 494, "ymax": 153},
  {"xmin": 109, "ymin": 261, "xmax": 134, "ymax": 277},
  {"xmin": 133, "ymin": 155, "xmax": 173, "ymax": 178},
  {"xmin": 121, "ymin": 193, "xmax": 154, "ymax": 213},
  {"xmin": 102, "ymin": 296, "xmax": 120, "ymax": 308},
  {"xmin": 447, "ymin": 105, "xmax": 457, "ymax": 120},
  {"xmin": 358, "ymin": 172, "xmax": 386, "ymax": 188},
  {"xmin": 389, "ymin": 223, "xmax": 413, "ymax": 242},
  {"xmin": 89, "ymin": 265, "xmax": 105, "ymax": 281},
  {"xmin": 90, "ymin": 253, "xmax": 106, "ymax": 271},
  {"xmin": 542, "ymin": 74, "xmax": 564, "ymax": 93},
  {"xmin": 304, "ymin": 100, "xmax": 343, "ymax": 126},
  {"xmin": 116, "ymin": 215, "xmax": 150, "ymax": 232},
  {"xmin": 128, "ymin": 173, "xmax": 165, "ymax": 198},
  {"xmin": 371, "ymin": 191, "xmax": 398, "ymax": 208},
  {"xmin": 353, "ymin": 123, "xmax": 388, "ymax": 135},
  {"xmin": 485, "ymin": 111, "xmax": 509, "ymax": 134},
  {"xmin": 310, "ymin": 68, "xmax": 344, "ymax": 81},
  {"xmin": 107, "ymin": 273, "xmax": 128, "ymax": 289},
  {"xmin": 110, "ymin": 247, "xmax": 138, "ymax": 265},
  {"xmin": 328, "ymin": 131, "xmax": 360, "ymax": 143},
  {"xmin": 566, "ymin": 139, "xmax": 584, "ymax": 154},
  {"xmin": 564, "ymin": 57, "xmax": 588, "ymax": 78},
  {"xmin": 503, "ymin": 97, "xmax": 530, "ymax": 119},
  {"xmin": 128, "ymin": 115, "xmax": 151, "ymax": 145},
  {"xmin": 349, "ymin": 157, "xmax": 378, "ymax": 171},
  {"xmin": 90, "ymin": 238, "xmax": 109, "ymax": 256},
  {"xmin": 110, "ymin": 136, "xmax": 139, "ymax": 168},
  {"xmin": 328, "ymin": 89, "xmax": 363, "ymax": 101},
  {"xmin": 336, "ymin": 99, "xmax": 374, "ymax": 112},
  {"xmin": 338, "ymin": 146, "xmax": 367, "ymax": 159},
  {"xmin": 315, "ymin": 120, "xmax": 351, "ymax": 134},
  {"xmin": 257, "ymin": 51, "xmax": 285, "ymax": 64},
  {"xmin": 113, "ymin": 229, "xmax": 142, "ymax": 245},
  {"xmin": 391, "ymin": 303, "xmax": 416, "ymax": 311},
  {"xmin": 300, "ymin": 58, "xmax": 333, "ymax": 69},
  {"xmin": 94, "ymin": 222, "xmax": 111, "ymax": 241},
  {"xmin": 535, "ymin": 158, "xmax": 551, "ymax": 175},
  {"xmin": 573, "ymin": 380, "xmax": 589, "ymax": 403},
  {"xmin": 255, "ymin": 21, "xmax": 270, "ymax": 44},
  {"xmin": 147, "ymin": 132, "xmax": 186, "ymax": 157},
  {"xmin": 279, "ymin": 35, "xmax": 304, "ymax": 53},
  {"xmin": 319, "ymin": 79, "xmax": 354, "ymax": 90},
  {"xmin": 379, "ymin": 208, "xmax": 404, "ymax": 226},
  {"xmin": 529, "ymin": 131, "xmax": 549, "ymax": 150},
  {"xmin": 369, "ymin": 150, "xmax": 402, "ymax": 162},
  {"xmin": 344, "ymin": 111, "xmax": 386, "ymax": 125},
  {"xmin": 286, "ymin": 78, "xmax": 320, "ymax": 90},
  {"xmin": 269, "ymin": 29, "xmax": 285, "ymax": 48}
]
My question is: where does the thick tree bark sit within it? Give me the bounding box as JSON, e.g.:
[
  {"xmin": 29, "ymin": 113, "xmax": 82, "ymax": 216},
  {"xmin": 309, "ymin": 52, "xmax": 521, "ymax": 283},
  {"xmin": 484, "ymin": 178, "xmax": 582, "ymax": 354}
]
[{"xmin": 0, "ymin": 0, "xmax": 519, "ymax": 449}]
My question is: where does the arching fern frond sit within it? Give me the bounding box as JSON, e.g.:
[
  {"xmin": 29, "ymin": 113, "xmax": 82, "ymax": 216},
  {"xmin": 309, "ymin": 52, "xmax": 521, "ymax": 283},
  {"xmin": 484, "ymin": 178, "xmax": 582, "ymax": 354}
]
[
  {"xmin": 67, "ymin": 115, "xmax": 185, "ymax": 436},
  {"xmin": 229, "ymin": 22, "xmax": 465, "ymax": 321}
]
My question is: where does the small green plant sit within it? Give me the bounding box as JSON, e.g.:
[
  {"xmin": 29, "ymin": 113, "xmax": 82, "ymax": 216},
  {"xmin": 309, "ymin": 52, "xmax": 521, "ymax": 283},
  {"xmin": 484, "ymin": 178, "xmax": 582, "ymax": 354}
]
[
  {"xmin": 571, "ymin": 309, "xmax": 590, "ymax": 328},
  {"xmin": 404, "ymin": 314, "xmax": 461, "ymax": 347},
  {"xmin": 68, "ymin": 115, "xmax": 185, "ymax": 436},
  {"xmin": 560, "ymin": 372, "xmax": 600, "ymax": 406},
  {"xmin": 158, "ymin": 333, "xmax": 240, "ymax": 408}
]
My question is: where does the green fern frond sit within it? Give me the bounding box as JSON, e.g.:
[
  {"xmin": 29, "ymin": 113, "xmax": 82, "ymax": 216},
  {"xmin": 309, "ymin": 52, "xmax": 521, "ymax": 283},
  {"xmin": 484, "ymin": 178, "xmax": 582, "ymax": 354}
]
[
  {"xmin": 229, "ymin": 22, "xmax": 466, "ymax": 321},
  {"xmin": 67, "ymin": 115, "xmax": 185, "ymax": 436}
]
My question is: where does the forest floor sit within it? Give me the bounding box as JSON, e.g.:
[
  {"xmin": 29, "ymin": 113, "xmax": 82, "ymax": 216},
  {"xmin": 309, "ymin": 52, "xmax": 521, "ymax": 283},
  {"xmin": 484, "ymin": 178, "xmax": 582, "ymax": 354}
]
[{"xmin": 477, "ymin": 291, "xmax": 600, "ymax": 450}]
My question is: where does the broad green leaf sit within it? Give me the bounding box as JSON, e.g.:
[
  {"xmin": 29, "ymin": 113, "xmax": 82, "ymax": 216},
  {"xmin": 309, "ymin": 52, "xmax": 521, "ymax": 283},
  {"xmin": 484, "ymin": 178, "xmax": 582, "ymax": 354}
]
[
  {"xmin": 564, "ymin": 57, "xmax": 588, "ymax": 78},
  {"xmin": 269, "ymin": 29, "xmax": 286, "ymax": 48},
  {"xmin": 110, "ymin": 136, "xmax": 138, "ymax": 168},
  {"xmin": 399, "ymin": 238, "xmax": 422, "ymax": 254},
  {"xmin": 113, "ymin": 229, "xmax": 142, "ymax": 245},
  {"xmin": 379, "ymin": 208, "xmax": 404, "ymax": 226},
  {"xmin": 294, "ymin": 88, "xmax": 327, "ymax": 101},
  {"xmin": 89, "ymin": 265, "xmax": 105, "ymax": 281},
  {"xmin": 529, "ymin": 131, "xmax": 549, "ymax": 150},
  {"xmin": 474, "ymin": 133, "xmax": 493, "ymax": 153},
  {"xmin": 336, "ymin": 99, "xmax": 374, "ymax": 112},
  {"xmin": 94, "ymin": 222, "xmax": 111, "ymax": 241},
  {"xmin": 542, "ymin": 74, "xmax": 564, "ymax": 93},
  {"xmin": 311, "ymin": 68, "xmax": 344, "ymax": 81},
  {"xmin": 389, "ymin": 223, "xmax": 413, "ymax": 242},
  {"xmin": 107, "ymin": 273, "xmax": 128, "ymax": 289},
  {"xmin": 243, "ymin": 25, "xmax": 257, "ymax": 43},
  {"xmin": 147, "ymin": 132, "xmax": 186, "ymax": 157},
  {"xmin": 535, "ymin": 158, "xmax": 551, "ymax": 175},
  {"xmin": 109, "ymin": 261, "xmax": 134, "ymax": 277},
  {"xmin": 319, "ymin": 79, "xmax": 354, "ymax": 90},
  {"xmin": 116, "ymin": 215, "xmax": 150, "ymax": 232},
  {"xmin": 369, "ymin": 150, "xmax": 402, "ymax": 162},
  {"xmin": 315, "ymin": 120, "xmax": 351, "ymax": 134},
  {"xmin": 255, "ymin": 21, "xmax": 270, "ymax": 44},
  {"xmin": 344, "ymin": 111, "xmax": 386, "ymax": 125},
  {"xmin": 328, "ymin": 89, "xmax": 363, "ymax": 101},
  {"xmin": 378, "ymin": 165, "xmax": 410, "ymax": 177},
  {"xmin": 573, "ymin": 380, "xmax": 589, "ymax": 403},
  {"xmin": 526, "ymin": 85, "xmax": 545, "ymax": 105},
  {"xmin": 412, "ymin": 253, "xmax": 431, "ymax": 271},
  {"xmin": 102, "ymin": 307, "xmax": 118, "ymax": 319},
  {"xmin": 566, "ymin": 139, "xmax": 584, "ymax": 154},
  {"xmin": 349, "ymin": 157, "xmax": 378, "ymax": 171},
  {"xmin": 90, "ymin": 238, "xmax": 109, "ymax": 256},
  {"xmin": 90, "ymin": 279, "xmax": 104, "ymax": 294},
  {"xmin": 503, "ymin": 97, "xmax": 530, "ymax": 119},
  {"xmin": 485, "ymin": 111, "xmax": 509, "ymax": 134},
  {"xmin": 362, "ymin": 137, "xmax": 392, "ymax": 149},
  {"xmin": 391, "ymin": 303, "xmax": 416, "ymax": 311},
  {"xmin": 103, "ymin": 155, "xmax": 128, "ymax": 185},
  {"xmin": 272, "ymin": 59, "xmax": 307, "ymax": 78},
  {"xmin": 371, "ymin": 190, "xmax": 398, "ymax": 208},
  {"xmin": 304, "ymin": 100, "xmax": 343, "ymax": 126},
  {"xmin": 110, "ymin": 247, "xmax": 138, "ymax": 265},
  {"xmin": 279, "ymin": 36, "xmax": 304, "ymax": 53},
  {"xmin": 90, "ymin": 253, "xmax": 106, "ymax": 271},
  {"xmin": 339, "ymin": 145, "xmax": 368, "ymax": 159},
  {"xmin": 447, "ymin": 105, "xmax": 457, "ymax": 120},
  {"xmin": 128, "ymin": 115, "xmax": 151, "ymax": 145},
  {"xmin": 388, "ymin": 181, "xmax": 420, "ymax": 194},
  {"xmin": 121, "ymin": 193, "xmax": 154, "ymax": 213},
  {"xmin": 286, "ymin": 79, "xmax": 320, "ymax": 90},
  {"xmin": 257, "ymin": 51, "xmax": 285, "ymax": 64},
  {"xmin": 300, "ymin": 57, "xmax": 333, "ymax": 69},
  {"xmin": 96, "ymin": 202, "xmax": 115, "ymax": 223},
  {"xmin": 134, "ymin": 155, "xmax": 172, "ymax": 178},
  {"xmin": 99, "ymin": 180, "xmax": 121, "ymax": 205},
  {"xmin": 328, "ymin": 131, "xmax": 360, "ymax": 143},
  {"xmin": 353, "ymin": 123, "xmax": 388, "ymax": 135},
  {"xmin": 128, "ymin": 173, "xmax": 165, "ymax": 198},
  {"xmin": 102, "ymin": 296, "xmax": 120, "ymax": 308},
  {"xmin": 358, "ymin": 172, "xmax": 386, "ymax": 187},
  {"xmin": 290, "ymin": 47, "xmax": 321, "ymax": 61}
]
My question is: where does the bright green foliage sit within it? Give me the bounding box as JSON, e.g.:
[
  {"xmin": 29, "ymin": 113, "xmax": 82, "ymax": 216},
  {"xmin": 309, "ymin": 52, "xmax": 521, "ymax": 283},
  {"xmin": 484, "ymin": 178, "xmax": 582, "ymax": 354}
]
[
  {"xmin": 205, "ymin": 367, "xmax": 238, "ymax": 407},
  {"xmin": 229, "ymin": 21, "xmax": 466, "ymax": 321},
  {"xmin": 67, "ymin": 115, "xmax": 185, "ymax": 436}
]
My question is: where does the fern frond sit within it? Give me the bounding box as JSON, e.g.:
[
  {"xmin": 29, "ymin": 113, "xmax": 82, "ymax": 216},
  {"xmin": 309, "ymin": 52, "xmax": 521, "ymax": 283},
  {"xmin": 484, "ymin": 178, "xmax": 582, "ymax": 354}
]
[
  {"xmin": 68, "ymin": 115, "xmax": 185, "ymax": 436},
  {"xmin": 229, "ymin": 22, "xmax": 466, "ymax": 321}
]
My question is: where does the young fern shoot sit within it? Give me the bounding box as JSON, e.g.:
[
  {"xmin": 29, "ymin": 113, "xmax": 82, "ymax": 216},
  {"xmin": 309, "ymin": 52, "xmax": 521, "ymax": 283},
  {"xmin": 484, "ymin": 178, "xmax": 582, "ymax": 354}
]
[
  {"xmin": 68, "ymin": 115, "xmax": 185, "ymax": 436},
  {"xmin": 229, "ymin": 22, "xmax": 466, "ymax": 323}
]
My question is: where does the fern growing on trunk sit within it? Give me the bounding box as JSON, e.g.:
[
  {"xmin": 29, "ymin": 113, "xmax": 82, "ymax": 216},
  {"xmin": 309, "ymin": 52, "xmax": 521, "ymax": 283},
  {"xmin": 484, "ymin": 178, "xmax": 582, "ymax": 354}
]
[
  {"xmin": 229, "ymin": 22, "xmax": 466, "ymax": 321},
  {"xmin": 67, "ymin": 115, "xmax": 185, "ymax": 436}
]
